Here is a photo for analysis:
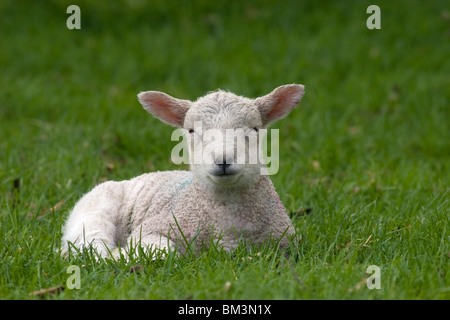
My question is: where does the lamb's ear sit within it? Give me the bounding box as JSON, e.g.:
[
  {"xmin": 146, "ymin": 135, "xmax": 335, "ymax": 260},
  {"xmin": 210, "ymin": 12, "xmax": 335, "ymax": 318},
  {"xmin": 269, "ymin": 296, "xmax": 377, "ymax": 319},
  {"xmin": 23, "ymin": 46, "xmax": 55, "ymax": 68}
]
[
  {"xmin": 254, "ymin": 84, "xmax": 305, "ymax": 125},
  {"xmin": 138, "ymin": 91, "xmax": 192, "ymax": 127}
]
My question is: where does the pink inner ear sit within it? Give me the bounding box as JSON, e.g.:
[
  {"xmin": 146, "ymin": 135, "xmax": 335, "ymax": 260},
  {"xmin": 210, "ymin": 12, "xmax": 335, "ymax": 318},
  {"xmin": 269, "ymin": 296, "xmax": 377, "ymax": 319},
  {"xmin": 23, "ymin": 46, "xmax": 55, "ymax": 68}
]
[
  {"xmin": 139, "ymin": 92, "xmax": 188, "ymax": 127},
  {"xmin": 264, "ymin": 86, "xmax": 303, "ymax": 121},
  {"xmin": 153, "ymin": 97, "xmax": 172, "ymax": 108},
  {"xmin": 151, "ymin": 104, "xmax": 184, "ymax": 126},
  {"xmin": 265, "ymin": 96, "xmax": 290, "ymax": 120},
  {"xmin": 152, "ymin": 98, "xmax": 185, "ymax": 125}
]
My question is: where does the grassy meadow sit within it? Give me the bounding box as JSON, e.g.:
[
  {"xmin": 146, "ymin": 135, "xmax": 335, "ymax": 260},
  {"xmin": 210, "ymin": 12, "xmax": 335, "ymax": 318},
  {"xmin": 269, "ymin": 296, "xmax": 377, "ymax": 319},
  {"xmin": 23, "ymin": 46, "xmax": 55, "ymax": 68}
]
[{"xmin": 0, "ymin": 0, "xmax": 449, "ymax": 299}]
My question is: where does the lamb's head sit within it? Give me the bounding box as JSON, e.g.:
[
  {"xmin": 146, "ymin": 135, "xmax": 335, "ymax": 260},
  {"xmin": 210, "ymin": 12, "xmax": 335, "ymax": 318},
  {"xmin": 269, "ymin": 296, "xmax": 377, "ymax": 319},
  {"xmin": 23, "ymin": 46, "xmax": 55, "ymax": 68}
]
[{"xmin": 138, "ymin": 84, "xmax": 305, "ymax": 191}]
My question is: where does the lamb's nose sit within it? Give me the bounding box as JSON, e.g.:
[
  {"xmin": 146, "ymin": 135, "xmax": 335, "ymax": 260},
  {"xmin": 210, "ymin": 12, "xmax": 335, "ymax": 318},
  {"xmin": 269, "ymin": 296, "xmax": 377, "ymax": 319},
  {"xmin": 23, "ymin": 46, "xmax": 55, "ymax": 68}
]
[
  {"xmin": 217, "ymin": 160, "xmax": 232, "ymax": 171},
  {"xmin": 210, "ymin": 157, "xmax": 238, "ymax": 176},
  {"xmin": 217, "ymin": 158, "xmax": 231, "ymax": 174}
]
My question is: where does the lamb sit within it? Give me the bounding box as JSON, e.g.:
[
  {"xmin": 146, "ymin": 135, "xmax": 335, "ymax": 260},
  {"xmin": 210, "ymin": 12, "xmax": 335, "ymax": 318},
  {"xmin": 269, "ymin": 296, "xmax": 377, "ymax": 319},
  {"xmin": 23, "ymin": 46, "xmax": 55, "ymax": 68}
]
[{"xmin": 61, "ymin": 84, "xmax": 305, "ymax": 258}]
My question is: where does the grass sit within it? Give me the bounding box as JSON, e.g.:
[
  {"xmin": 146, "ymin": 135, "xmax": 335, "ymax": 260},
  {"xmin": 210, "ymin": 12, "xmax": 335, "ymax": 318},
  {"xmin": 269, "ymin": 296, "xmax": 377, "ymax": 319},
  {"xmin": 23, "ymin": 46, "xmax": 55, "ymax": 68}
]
[{"xmin": 0, "ymin": 0, "xmax": 449, "ymax": 299}]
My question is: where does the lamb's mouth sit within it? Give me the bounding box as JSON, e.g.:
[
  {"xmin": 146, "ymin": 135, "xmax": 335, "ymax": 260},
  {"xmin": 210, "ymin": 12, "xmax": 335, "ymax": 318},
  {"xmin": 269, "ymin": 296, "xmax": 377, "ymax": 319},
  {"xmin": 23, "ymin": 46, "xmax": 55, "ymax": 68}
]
[{"xmin": 207, "ymin": 171, "xmax": 242, "ymax": 185}]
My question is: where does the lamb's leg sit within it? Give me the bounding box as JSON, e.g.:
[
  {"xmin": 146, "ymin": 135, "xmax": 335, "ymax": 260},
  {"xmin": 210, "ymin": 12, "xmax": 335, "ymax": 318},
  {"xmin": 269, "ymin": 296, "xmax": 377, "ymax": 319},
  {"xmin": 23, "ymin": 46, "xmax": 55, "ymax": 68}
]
[
  {"xmin": 121, "ymin": 233, "xmax": 174, "ymax": 260},
  {"xmin": 61, "ymin": 181, "xmax": 125, "ymax": 258}
]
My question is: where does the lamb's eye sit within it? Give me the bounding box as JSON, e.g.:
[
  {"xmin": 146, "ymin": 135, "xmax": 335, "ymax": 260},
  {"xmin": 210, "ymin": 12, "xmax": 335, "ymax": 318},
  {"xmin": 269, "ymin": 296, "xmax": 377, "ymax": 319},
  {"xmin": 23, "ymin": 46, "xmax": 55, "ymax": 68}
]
[{"xmin": 188, "ymin": 129, "xmax": 194, "ymax": 134}]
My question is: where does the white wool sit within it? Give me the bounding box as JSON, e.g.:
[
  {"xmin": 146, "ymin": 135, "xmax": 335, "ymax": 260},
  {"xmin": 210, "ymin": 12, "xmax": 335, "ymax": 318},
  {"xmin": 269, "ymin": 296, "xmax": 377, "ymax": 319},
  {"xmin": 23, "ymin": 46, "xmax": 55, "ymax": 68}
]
[{"xmin": 61, "ymin": 84, "xmax": 305, "ymax": 258}]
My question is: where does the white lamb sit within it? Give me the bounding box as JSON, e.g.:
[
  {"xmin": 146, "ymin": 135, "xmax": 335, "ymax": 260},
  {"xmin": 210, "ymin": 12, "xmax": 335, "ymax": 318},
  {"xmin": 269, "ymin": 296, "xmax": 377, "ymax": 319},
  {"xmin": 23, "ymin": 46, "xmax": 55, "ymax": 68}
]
[{"xmin": 61, "ymin": 84, "xmax": 305, "ymax": 258}]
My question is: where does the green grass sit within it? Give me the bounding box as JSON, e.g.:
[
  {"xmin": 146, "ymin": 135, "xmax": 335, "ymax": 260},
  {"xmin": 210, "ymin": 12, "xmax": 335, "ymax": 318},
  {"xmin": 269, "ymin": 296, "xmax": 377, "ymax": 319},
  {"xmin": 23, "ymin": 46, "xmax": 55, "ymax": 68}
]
[{"xmin": 0, "ymin": 0, "xmax": 449, "ymax": 299}]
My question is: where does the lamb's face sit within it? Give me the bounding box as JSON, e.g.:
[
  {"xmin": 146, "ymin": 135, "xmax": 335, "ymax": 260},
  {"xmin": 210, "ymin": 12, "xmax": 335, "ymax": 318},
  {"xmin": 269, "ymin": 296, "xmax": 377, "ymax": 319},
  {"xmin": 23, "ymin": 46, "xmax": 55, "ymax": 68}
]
[
  {"xmin": 138, "ymin": 84, "xmax": 305, "ymax": 191},
  {"xmin": 183, "ymin": 92, "xmax": 265, "ymax": 190}
]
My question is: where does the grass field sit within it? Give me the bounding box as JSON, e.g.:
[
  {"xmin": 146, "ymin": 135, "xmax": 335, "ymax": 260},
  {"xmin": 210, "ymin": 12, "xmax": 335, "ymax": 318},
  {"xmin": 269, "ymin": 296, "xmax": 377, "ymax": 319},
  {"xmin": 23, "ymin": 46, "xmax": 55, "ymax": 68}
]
[{"xmin": 0, "ymin": 0, "xmax": 449, "ymax": 300}]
